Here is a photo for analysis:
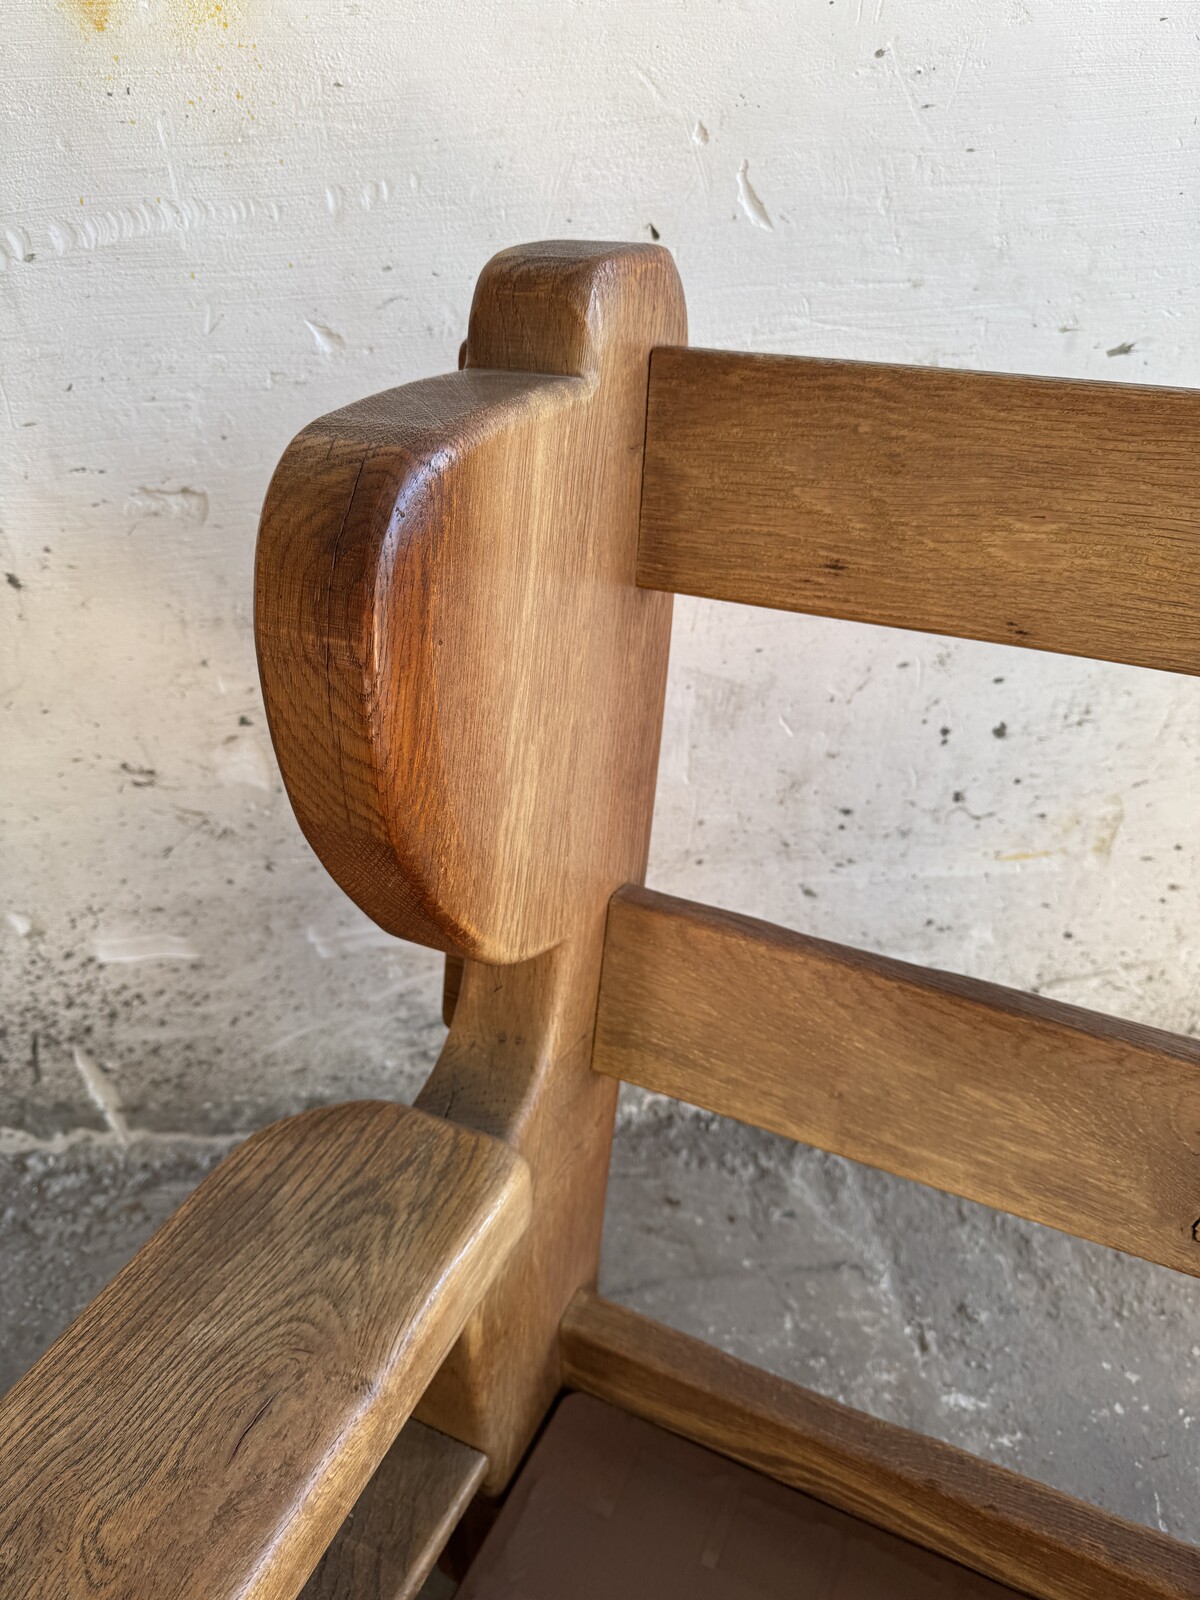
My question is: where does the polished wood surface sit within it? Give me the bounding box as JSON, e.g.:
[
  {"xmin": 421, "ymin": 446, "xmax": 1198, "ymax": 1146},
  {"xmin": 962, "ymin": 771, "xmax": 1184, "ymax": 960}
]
[
  {"xmin": 32, "ymin": 242, "xmax": 1192, "ymax": 1597},
  {"xmin": 561, "ymin": 1294, "xmax": 1199, "ymax": 1600},
  {"xmin": 257, "ymin": 241, "xmax": 685, "ymax": 963},
  {"xmin": 639, "ymin": 346, "xmax": 1200, "ymax": 674},
  {"xmin": 374, "ymin": 244, "xmax": 687, "ymax": 1491},
  {"xmin": 300, "ymin": 1420, "xmax": 485, "ymax": 1600},
  {"xmin": 417, "ymin": 913, "xmax": 620, "ymax": 1493},
  {"xmin": 593, "ymin": 886, "xmax": 1200, "ymax": 1275},
  {"xmin": 0, "ymin": 1103, "xmax": 529, "ymax": 1600}
]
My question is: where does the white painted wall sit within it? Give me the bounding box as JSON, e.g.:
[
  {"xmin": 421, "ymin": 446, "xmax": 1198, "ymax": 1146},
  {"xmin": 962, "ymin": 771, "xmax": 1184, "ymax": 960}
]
[{"xmin": 3, "ymin": 0, "xmax": 1198, "ymax": 1150}]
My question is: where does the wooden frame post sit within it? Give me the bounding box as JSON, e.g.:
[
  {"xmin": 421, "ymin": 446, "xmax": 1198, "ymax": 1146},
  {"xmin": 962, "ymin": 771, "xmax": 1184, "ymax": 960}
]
[{"xmin": 257, "ymin": 241, "xmax": 688, "ymax": 1486}]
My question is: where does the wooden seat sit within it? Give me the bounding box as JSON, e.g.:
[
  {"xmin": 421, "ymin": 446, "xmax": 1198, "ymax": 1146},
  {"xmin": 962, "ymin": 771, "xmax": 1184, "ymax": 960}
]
[
  {"xmin": 457, "ymin": 1394, "xmax": 1023, "ymax": 1599},
  {"xmin": 4, "ymin": 238, "xmax": 1198, "ymax": 1599}
]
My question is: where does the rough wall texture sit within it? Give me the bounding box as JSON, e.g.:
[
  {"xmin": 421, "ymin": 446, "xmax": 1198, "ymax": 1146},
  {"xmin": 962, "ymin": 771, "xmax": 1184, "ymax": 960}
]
[{"xmin": 2, "ymin": 0, "xmax": 1199, "ymax": 1547}]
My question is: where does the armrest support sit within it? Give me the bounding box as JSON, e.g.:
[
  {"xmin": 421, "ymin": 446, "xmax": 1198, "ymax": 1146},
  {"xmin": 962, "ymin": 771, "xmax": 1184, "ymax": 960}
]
[{"xmin": 0, "ymin": 1101, "xmax": 530, "ymax": 1600}]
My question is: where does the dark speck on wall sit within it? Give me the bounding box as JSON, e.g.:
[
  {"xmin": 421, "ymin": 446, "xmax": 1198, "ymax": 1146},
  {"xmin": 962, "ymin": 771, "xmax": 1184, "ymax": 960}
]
[
  {"xmin": 6, "ymin": 572, "xmax": 22, "ymax": 590},
  {"xmin": 119, "ymin": 761, "xmax": 158, "ymax": 788},
  {"xmin": 992, "ymin": 721, "xmax": 1008, "ymax": 739}
]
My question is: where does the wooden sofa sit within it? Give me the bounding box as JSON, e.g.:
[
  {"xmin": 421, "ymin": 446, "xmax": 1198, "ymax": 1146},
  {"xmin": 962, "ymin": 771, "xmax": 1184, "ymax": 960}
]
[{"xmin": 3, "ymin": 239, "xmax": 1199, "ymax": 1598}]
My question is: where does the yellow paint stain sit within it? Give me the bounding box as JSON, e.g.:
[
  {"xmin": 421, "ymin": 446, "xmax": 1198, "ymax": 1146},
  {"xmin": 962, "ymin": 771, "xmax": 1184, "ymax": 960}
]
[
  {"xmin": 993, "ymin": 849, "xmax": 1061, "ymax": 863},
  {"xmin": 177, "ymin": 0, "xmax": 242, "ymax": 27},
  {"xmin": 70, "ymin": 0, "xmax": 112, "ymax": 31}
]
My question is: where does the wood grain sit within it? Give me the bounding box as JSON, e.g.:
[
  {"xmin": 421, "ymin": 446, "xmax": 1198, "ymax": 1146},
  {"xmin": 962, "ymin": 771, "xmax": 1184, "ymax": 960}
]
[
  {"xmin": 0, "ymin": 1102, "xmax": 529, "ymax": 1600},
  {"xmin": 442, "ymin": 955, "xmax": 463, "ymax": 1027},
  {"xmin": 257, "ymin": 241, "xmax": 686, "ymax": 963},
  {"xmin": 593, "ymin": 886, "xmax": 1200, "ymax": 1275},
  {"xmin": 299, "ymin": 1420, "xmax": 485, "ymax": 1600},
  {"xmin": 416, "ymin": 911, "xmax": 620, "ymax": 1492},
  {"xmin": 367, "ymin": 244, "xmax": 685, "ymax": 1492},
  {"xmin": 561, "ymin": 1293, "xmax": 1200, "ymax": 1600},
  {"xmin": 639, "ymin": 346, "xmax": 1200, "ymax": 674}
]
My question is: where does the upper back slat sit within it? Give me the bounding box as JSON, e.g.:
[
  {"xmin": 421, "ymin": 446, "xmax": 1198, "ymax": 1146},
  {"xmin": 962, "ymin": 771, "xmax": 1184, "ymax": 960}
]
[{"xmin": 639, "ymin": 346, "xmax": 1200, "ymax": 674}]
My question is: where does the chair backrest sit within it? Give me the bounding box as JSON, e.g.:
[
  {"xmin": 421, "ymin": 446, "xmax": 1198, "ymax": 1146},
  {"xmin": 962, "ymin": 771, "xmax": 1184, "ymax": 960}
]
[
  {"xmin": 9, "ymin": 238, "xmax": 1196, "ymax": 1600},
  {"xmin": 261, "ymin": 236, "xmax": 1200, "ymax": 1282},
  {"xmin": 255, "ymin": 238, "xmax": 1200, "ymax": 1598},
  {"xmin": 596, "ymin": 339, "xmax": 1200, "ymax": 1277},
  {"xmin": 640, "ymin": 344, "xmax": 1200, "ymax": 673}
]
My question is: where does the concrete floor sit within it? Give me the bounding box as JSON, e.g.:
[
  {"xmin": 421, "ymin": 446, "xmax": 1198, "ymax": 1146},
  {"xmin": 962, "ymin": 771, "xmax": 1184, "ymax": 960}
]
[{"xmin": 3, "ymin": 1087, "xmax": 1199, "ymax": 1559}]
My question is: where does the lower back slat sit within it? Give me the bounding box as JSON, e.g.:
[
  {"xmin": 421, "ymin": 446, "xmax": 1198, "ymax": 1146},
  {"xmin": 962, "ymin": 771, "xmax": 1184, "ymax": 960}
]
[{"xmin": 593, "ymin": 886, "xmax": 1200, "ymax": 1274}]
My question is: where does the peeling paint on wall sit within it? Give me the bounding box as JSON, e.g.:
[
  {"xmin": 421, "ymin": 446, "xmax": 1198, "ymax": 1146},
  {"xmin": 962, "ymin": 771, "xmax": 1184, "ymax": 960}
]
[
  {"xmin": 124, "ymin": 487, "xmax": 209, "ymax": 526},
  {"xmin": 736, "ymin": 160, "xmax": 774, "ymax": 230}
]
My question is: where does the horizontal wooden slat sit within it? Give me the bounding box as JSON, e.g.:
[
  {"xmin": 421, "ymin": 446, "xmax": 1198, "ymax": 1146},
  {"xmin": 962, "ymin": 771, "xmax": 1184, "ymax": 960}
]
[
  {"xmin": 561, "ymin": 1292, "xmax": 1200, "ymax": 1600},
  {"xmin": 593, "ymin": 886, "xmax": 1200, "ymax": 1275},
  {"xmin": 639, "ymin": 347, "xmax": 1200, "ymax": 674},
  {"xmin": 300, "ymin": 1419, "xmax": 486, "ymax": 1600},
  {"xmin": 0, "ymin": 1102, "xmax": 529, "ymax": 1600}
]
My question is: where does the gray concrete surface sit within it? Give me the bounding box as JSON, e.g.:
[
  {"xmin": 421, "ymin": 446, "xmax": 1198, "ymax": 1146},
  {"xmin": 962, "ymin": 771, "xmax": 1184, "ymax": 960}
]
[{"xmin": 4, "ymin": 1086, "xmax": 1199, "ymax": 1551}]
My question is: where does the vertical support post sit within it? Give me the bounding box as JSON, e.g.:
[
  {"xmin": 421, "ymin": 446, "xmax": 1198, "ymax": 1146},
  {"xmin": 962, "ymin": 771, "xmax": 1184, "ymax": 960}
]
[
  {"xmin": 415, "ymin": 918, "xmax": 614, "ymax": 1488},
  {"xmin": 258, "ymin": 239, "xmax": 687, "ymax": 1488},
  {"xmin": 415, "ymin": 243, "xmax": 686, "ymax": 1487}
]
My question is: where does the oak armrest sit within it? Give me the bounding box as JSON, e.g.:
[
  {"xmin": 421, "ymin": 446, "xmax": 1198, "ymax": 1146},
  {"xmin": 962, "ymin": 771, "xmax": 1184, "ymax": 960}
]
[{"xmin": 0, "ymin": 1101, "xmax": 530, "ymax": 1600}]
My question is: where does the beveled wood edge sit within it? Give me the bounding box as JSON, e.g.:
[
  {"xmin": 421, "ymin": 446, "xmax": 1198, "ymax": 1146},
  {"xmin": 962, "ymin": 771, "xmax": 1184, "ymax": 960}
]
[
  {"xmin": 560, "ymin": 1293, "xmax": 1198, "ymax": 1600},
  {"xmin": 300, "ymin": 1418, "xmax": 486, "ymax": 1600}
]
